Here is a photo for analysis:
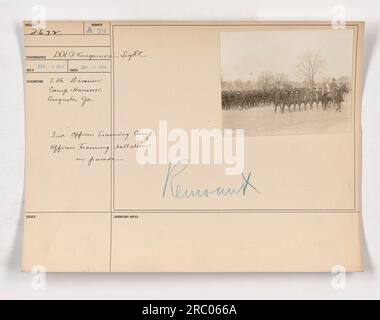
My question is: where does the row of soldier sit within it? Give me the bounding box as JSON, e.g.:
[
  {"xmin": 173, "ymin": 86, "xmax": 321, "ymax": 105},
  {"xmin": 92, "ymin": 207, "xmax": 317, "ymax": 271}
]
[{"xmin": 221, "ymin": 82, "xmax": 348, "ymax": 113}]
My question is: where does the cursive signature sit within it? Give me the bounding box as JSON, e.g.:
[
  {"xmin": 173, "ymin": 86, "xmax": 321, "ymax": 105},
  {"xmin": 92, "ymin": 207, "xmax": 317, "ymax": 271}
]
[
  {"xmin": 162, "ymin": 162, "xmax": 259, "ymax": 199},
  {"xmin": 120, "ymin": 49, "xmax": 147, "ymax": 61}
]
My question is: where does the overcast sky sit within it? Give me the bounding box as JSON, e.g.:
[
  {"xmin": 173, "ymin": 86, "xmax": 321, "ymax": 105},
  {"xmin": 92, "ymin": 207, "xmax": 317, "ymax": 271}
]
[{"xmin": 220, "ymin": 29, "xmax": 354, "ymax": 82}]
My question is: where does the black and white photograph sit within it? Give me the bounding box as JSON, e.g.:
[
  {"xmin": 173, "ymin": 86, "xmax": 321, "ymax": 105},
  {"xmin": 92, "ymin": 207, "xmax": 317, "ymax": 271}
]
[{"xmin": 221, "ymin": 29, "xmax": 354, "ymax": 135}]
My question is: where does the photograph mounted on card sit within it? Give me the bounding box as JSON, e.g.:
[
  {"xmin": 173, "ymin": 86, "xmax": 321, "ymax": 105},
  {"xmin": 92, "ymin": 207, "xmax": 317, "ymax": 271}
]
[{"xmin": 22, "ymin": 21, "xmax": 364, "ymax": 272}]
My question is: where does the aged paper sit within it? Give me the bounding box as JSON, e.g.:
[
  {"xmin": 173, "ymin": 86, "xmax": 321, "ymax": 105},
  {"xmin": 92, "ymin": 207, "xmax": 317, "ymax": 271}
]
[{"xmin": 22, "ymin": 21, "xmax": 364, "ymax": 272}]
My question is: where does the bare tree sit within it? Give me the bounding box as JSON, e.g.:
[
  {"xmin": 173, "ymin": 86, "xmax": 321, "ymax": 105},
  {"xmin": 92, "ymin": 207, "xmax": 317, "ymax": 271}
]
[
  {"xmin": 256, "ymin": 71, "xmax": 275, "ymax": 91},
  {"xmin": 274, "ymin": 73, "xmax": 290, "ymax": 89},
  {"xmin": 296, "ymin": 51, "xmax": 325, "ymax": 88},
  {"xmin": 233, "ymin": 79, "xmax": 244, "ymax": 90}
]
